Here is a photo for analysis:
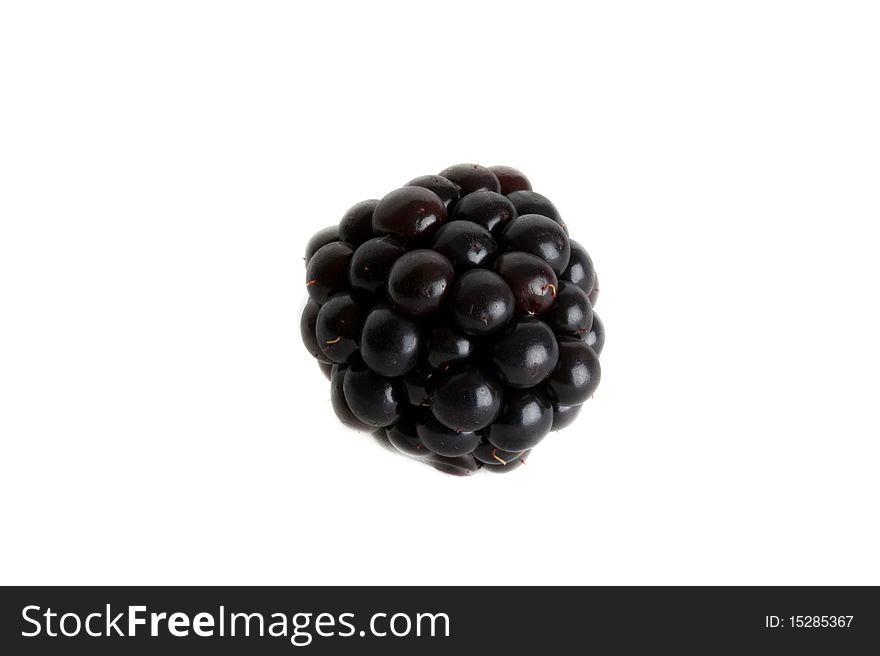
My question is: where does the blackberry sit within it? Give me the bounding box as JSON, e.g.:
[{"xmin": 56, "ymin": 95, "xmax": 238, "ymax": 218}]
[{"xmin": 301, "ymin": 164, "xmax": 604, "ymax": 475}]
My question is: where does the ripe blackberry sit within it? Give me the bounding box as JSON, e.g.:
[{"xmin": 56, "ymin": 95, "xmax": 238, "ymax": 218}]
[{"xmin": 301, "ymin": 164, "xmax": 604, "ymax": 475}]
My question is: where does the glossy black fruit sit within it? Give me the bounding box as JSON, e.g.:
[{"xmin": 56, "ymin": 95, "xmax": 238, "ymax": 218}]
[
  {"xmin": 387, "ymin": 250, "xmax": 455, "ymax": 317},
  {"xmin": 372, "ymin": 186, "xmax": 447, "ymax": 244},
  {"xmin": 348, "ymin": 236, "xmax": 405, "ymax": 296},
  {"xmin": 416, "ymin": 416, "xmax": 482, "ymax": 457},
  {"xmin": 306, "ymin": 241, "xmax": 354, "ymax": 304},
  {"xmin": 315, "ymin": 293, "xmax": 364, "ymax": 364},
  {"xmin": 432, "ymin": 365, "xmax": 503, "ymax": 432},
  {"xmin": 406, "ymin": 175, "xmax": 461, "ymax": 211},
  {"xmin": 543, "ymin": 281, "xmax": 593, "ymax": 338},
  {"xmin": 546, "ymin": 337, "xmax": 601, "ymax": 406},
  {"xmin": 489, "ymin": 165, "xmax": 532, "ymax": 195},
  {"xmin": 305, "ymin": 226, "xmax": 338, "ymax": 265},
  {"xmin": 425, "ymin": 322, "xmax": 474, "ymax": 370},
  {"xmin": 302, "ymin": 164, "xmax": 604, "ymax": 476},
  {"xmin": 500, "ymin": 213, "xmax": 571, "ymax": 274},
  {"xmin": 451, "ymin": 191, "xmax": 517, "ymax": 234},
  {"xmin": 489, "ymin": 317, "xmax": 559, "ymax": 388},
  {"xmin": 342, "ymin": 365, "xmax": 403, "ymax": 427},
  {"xmin": 585, "ymin": 312, "xmax": 604, "ymax": 356},
  {"xmin": 493, "ymin": 251, "xmax": 558, "ymax": 317},
  {"xmin": 430, "ymin": 220, "xmax": 498, "ymax": 272},
  {"xmin": 438, "ymin": 163, "xmax": 500, "ymax": 195},
  {"xmin": 551, "ymin": 403, "xmax": 582, "ymax": 431},
  {"xmin": 360, "ymin": 305, "xmax": 422, "ymax": 377},
  {"xmin": 486, "ymin": 387, "xmax": 554, "ymax": 452},
  {"xmin": 506, "ymin": 190, "xmax": 565, "ymax": 233},
  {"xmin": 449, "ymin": 269, "xmax": 515, "ymax": 336},
  {"xmin": 561, "ymin": 239, "xmax": 595, "ymax": 294},
  {"xmin": 338, "ymin": 199, "xmax": 379, "ymax": 245}
]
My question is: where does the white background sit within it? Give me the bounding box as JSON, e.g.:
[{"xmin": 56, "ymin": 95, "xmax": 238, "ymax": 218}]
[{"xmin": 1, "ymin": 1, "xmax": 878, "ymax": 585}]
